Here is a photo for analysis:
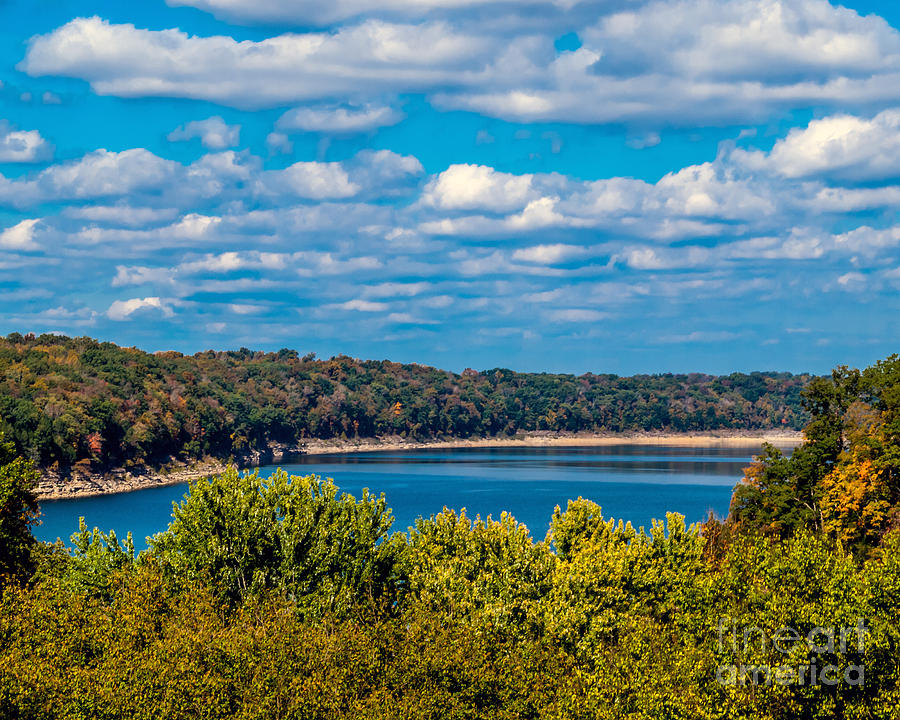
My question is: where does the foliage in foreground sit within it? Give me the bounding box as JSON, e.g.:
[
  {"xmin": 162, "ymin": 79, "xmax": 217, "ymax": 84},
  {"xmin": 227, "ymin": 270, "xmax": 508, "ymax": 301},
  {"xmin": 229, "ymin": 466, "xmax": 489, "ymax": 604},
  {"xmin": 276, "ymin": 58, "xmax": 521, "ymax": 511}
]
[
  {"xmin": 8, "ymin": 352, "xmax": 900, "ymax": 718},
  {"xmin": 1, "ymin": 464, "xmax": 899, "ymax": 719}
]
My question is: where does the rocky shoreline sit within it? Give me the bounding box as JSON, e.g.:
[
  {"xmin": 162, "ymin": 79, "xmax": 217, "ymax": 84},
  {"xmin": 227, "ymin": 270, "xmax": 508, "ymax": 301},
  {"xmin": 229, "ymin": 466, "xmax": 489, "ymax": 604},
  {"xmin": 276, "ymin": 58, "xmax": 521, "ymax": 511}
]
[{"xmin": 35, "ymin": 430, "xmax": 803, "ymax": 500}]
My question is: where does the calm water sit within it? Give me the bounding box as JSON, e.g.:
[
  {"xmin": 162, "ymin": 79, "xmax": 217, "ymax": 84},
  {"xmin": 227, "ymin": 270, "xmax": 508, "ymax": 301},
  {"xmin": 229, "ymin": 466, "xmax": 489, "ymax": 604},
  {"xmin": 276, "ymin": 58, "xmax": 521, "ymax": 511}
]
[{"xmin": 34, "ymin": 444, "xmax": 778, "ymax": 550}]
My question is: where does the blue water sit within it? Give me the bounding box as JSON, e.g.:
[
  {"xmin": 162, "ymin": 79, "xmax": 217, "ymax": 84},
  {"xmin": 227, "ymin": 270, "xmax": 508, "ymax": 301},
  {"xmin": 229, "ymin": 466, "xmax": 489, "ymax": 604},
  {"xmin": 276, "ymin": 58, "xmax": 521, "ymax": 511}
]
[{"xmin": 34, "ymin": 444, "xmax": 776, "ymax": 550}]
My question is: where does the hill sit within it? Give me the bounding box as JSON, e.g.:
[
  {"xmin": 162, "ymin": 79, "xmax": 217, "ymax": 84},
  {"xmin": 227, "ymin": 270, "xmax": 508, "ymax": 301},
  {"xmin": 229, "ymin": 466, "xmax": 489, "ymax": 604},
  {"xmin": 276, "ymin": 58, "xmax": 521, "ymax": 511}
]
[{"xmin": 0, "ymin": 333, "xmax": 811, "ymax": 479}]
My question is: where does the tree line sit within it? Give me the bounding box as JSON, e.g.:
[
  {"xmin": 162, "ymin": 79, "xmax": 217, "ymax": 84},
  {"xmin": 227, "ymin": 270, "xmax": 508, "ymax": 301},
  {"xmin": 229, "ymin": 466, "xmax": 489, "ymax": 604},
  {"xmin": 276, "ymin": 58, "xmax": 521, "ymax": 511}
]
[{"xmin": 0, "ymin": 333, "xmax": 810, "ymax": 474}]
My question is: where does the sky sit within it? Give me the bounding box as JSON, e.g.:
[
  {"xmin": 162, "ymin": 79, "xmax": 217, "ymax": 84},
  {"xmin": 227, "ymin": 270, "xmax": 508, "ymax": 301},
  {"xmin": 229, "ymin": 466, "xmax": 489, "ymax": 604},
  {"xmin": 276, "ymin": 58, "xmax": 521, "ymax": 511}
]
[{"xmin": 1, "ymin": 0, "xmax": 900, "ymax": 375}]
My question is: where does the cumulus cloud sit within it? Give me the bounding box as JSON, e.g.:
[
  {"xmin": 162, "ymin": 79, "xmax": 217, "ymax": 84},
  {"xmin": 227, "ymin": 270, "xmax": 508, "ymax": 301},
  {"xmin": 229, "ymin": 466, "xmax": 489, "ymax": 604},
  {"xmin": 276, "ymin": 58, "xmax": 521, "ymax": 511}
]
[
  {"xmin": 277, "ymin": 104, "xmax": 404, "ymax": 134},
  {"xmin": 168, "ymin": 116, "xmax": 240, "ymax": 150},
  {"xmin": 0, "ymin": 219, "xmax": 41, "ymax": 250},
  {"xmin": 422, "ymin": 164, "xmax": 535, "ymax": 212},
  {"xmin": 273, "ymin": 161, "xmax": 361, "ymax": 200},
  {"xmin": 512, "ymin": 243, "xmax": 585, "ymax": 264},
  {"xmin": 64, "ymin": 204, "xmax": 179, "ymax": 227},
  {"xmin": 440, "ymin": 0, "xmax": 900, "ymax": 123},
  {"xmin": 748, "ymin": 109, "xmax": 900, "ymax": 182},
  {"xmin": 8, "ymin": 148, "xmax": 179, "ymax": 205},
  {"xmin": 344, "ymin": 149, "xmax": 424, "ymax": 195},
  {"xmin": 25, "ymin": 2, "xmax": 900, "ymax": 124},
  {"xmin": 20, "ymin": 16, "xmax": 493, "ymax": 110},
  {"xmin": 0, "ymin": 123, "xmax": 52, "ymax": 162},
  {"xmin": 179, "ymin": 250, "xmax": 286, "ymax": 274},
  {"xmin": 106, "ymin": 296, "xmax": 175, "ymax": 320},
  {"xmin": 0, "ymin": 147, "xmax": 420, "ymax": 211}
]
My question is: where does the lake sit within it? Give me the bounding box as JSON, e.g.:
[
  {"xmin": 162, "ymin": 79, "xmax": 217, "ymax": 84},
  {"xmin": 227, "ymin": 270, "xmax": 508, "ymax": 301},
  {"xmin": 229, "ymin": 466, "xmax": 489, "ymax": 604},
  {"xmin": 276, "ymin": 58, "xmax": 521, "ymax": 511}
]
[{"xmin": 34, "ymin": 444, "xmax": 776, "ymax": 550}]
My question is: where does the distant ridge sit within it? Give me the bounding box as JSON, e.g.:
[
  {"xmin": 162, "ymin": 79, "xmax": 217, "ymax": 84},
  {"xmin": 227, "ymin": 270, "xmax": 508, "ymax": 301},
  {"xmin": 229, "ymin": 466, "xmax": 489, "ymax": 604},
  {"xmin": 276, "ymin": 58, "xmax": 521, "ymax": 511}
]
[{"xmin": 0, "ymin": 333, "xmax": 812, "ymax": 482}]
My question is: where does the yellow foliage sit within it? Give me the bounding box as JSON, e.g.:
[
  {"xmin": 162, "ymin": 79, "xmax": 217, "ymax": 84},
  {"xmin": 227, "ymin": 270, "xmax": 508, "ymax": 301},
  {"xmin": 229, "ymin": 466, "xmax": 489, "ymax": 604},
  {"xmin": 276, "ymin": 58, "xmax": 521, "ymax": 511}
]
[{"xmin": 822, "ymin": 420, "xmax": 894, "ymax": 549}]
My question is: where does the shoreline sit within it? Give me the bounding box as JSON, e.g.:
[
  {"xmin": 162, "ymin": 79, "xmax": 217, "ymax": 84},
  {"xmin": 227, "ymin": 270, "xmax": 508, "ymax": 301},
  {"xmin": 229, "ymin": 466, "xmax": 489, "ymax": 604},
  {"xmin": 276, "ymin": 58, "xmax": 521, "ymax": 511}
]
[{"xmin": 35, "ymin": 430, "xmax": 802, "ymax": 501}]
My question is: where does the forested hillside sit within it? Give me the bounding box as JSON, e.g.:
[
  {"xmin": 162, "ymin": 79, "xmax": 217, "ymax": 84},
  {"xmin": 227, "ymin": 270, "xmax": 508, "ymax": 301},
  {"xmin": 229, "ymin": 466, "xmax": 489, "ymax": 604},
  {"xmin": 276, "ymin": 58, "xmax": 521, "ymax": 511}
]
[{"xmin": 0, "ymin": 333, "xmax": 810, "ymax": 472}]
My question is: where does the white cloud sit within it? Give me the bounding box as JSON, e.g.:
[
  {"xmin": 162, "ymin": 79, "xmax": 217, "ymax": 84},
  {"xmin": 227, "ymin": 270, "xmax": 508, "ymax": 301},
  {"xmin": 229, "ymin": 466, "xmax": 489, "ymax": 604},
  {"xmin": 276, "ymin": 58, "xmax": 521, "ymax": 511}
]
[
  {"xmin": 168, "ymin": 116, "xmax": 241, "ymax": 150},
  {"xmin": 755, "ymin": 109, "xmax": 900, "ymax": 181},
  {"xmin": 344, "ymin": 149, "xmax": 424, "ymax": 195},
  {"xmin": 0, "ymin": 123, "xmax": 52, "ymax": 162},
  {"xmin": 440, "ymin": 0, "xmax": 900, "ymax": 124},
  {"xmin": 626, "ymin": 132, "xmax": 661, "ymax": 150},
  {"xmin": 37, "ymin": 148, "xmax": 178, "ymax": 200},
  {"xmin": 338, "ymin": 299, "xmax": 389, "ymax": 311},
  {"xmin": 420, "ymin": 294, "xmax": 454, "ymax": 308},
  {"xmin": 832, "ymin": 225, "xmax": 900, "ymax": 254},
  {"xmin": 107, "ymin": 296, "xmax": 175, "ymax": 320},
  {"xmin": 547, "ymin": 308, "xmax": 607, "ymax": 322},
  {"xmin": 166, "ymin": 0, "xmax": 572, "ymax": 26},
  {"xmin": 229, "ymin": 303, "xmax": 266, "ymax": 314},
  {"xmin": 21, "ymin": 16, "xmax": 493, "ymax": 110},
  {"xmin": 626, "ymin": 248, "xmax": 671, "ymax": 270},
  {"xmin": 656, "ymin": 330, "xmax": 741, "ymax": 344},
  {"xmin": 277, "ymin": 104, "xmax": 404, "ymax": 133},
  {"xmin": 8, "ymin": 106, "xmax": 900, "ymax": 347},
  {"xmin": 179, "ymin": 250, "xmax": 285, "ymax": 274},
  {"xmin": 385, "ymin": 311, "xmax": 437, "ymax": 324},
  {"xmin": 422, "ymin": 164, "xmax": 535, "ymax": 211},
  {"xmin": 266, "ymin": 132, "xmax": 293, "ymax": 155},
  {"xmin": 363, "ymin": 281, "xmax": 431, "ymax": 297},
  {"xmin": 0, "ymin": 219, "xmax": 41, "ymax": 250},
  {"xmin": 300, "ymin": 253, "xmax": 383, "ymax": 275},
  {"xmin": 112, "ymin": 265, "xmax": 174, "ymax": 287},
  {"xmin": 836, "ymin": 271, "xmax": 867, "ymax": 290},
  {"xmin": 512, "ymin": 243, "xmax": 585, "ymax": 264},
  {"xmin": 0, "ymin": 147, "xmax": 419, "ymax": 210},
  {"xmin": 64, "ymin": 204, "xmax": 179, "ymax": 227},
  {"xmin": 274, "ymin": 161, "xmax": 361, "ymax": 199}
]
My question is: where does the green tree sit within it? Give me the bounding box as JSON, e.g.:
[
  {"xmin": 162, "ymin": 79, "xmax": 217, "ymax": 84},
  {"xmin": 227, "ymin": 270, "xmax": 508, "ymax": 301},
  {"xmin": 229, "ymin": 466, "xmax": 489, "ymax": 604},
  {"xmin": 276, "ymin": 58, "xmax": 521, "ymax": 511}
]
[
  {"xmin": 730, "ymin": 367, "xmax": 862, "ymax": 537},
  {"xmin": 150, "ymin": 466, "xmax": 400, "ymax": 614},
  {"xmin": 64, "ymin": 517, "xmax": 136, "ymax": 599},
  {"xmin": 401, "ymin": 508, "xmax": 554, "ymax": 632},
  {"xmin": 0, "ymin": 436, "xmax": 39, "ymax": 581}
]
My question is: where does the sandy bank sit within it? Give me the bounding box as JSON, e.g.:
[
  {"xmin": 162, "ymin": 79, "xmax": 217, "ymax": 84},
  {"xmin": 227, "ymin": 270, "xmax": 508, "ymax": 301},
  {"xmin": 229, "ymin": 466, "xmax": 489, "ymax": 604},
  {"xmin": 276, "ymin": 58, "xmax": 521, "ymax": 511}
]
[{"xmin": 35, "ymin": 430, "xmax": 802, "ymax": 501}]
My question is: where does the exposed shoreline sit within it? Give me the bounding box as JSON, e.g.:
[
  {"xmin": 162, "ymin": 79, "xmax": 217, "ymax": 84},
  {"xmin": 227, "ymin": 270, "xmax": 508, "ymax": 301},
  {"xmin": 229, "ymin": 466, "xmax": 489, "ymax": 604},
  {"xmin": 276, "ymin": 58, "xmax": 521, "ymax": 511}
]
[{"xmin": 35, "ymin": 430, "xmax": 803, "ymax": 501}]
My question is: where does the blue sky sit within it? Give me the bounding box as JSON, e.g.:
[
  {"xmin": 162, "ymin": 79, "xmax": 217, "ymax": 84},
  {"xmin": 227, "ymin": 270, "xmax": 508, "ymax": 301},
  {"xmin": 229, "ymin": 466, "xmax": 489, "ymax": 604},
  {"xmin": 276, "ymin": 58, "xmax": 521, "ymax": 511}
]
[{"xmin": 1, "ymin": 0, "xmax": 899, "ymax": 374}]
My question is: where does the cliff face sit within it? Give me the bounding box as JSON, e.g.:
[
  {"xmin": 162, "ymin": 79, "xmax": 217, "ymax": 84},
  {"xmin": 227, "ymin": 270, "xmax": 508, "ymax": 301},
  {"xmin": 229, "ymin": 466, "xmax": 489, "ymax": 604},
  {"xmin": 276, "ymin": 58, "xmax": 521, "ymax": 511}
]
[{"xmin": 35, "ymin": 461, "xmax": 231, "ymax": 500}]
